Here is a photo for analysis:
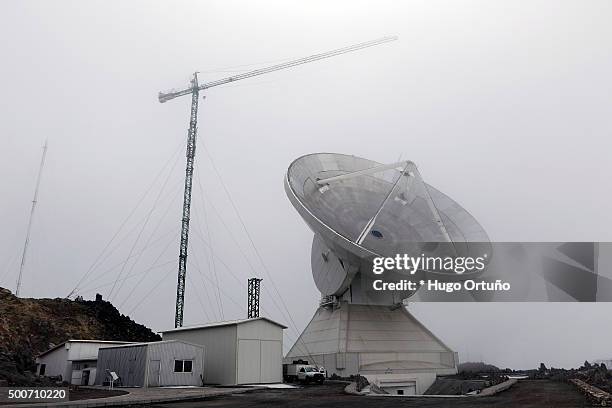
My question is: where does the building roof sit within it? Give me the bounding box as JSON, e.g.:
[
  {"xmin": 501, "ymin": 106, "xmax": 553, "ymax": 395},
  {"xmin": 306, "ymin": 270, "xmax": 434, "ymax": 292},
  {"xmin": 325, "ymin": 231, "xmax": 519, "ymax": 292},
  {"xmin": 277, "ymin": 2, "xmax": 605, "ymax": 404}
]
[
  {"xmin": 98, "ymin": 339, "xmax": 204, "ymax": 350},
  {"xmin": 160, "ymin": 317, "xmax": 287, "ymax": 333},
  {"xmin": 37, "ymin": 340, "xmax": 133, "ymax": 358}
]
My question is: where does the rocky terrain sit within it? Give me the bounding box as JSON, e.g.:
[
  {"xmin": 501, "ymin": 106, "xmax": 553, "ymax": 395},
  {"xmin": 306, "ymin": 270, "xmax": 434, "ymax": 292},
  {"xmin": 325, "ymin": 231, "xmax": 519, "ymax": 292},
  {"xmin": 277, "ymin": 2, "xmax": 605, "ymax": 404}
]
[
  {"xmin": 427, "ymin": 360, "xmax": 612, "ymax": 396},
  {"xmin": 0, "ymin": 287, "xmax": 160, "ymax": 385},
  {"xmin": 537, "ymin": 361, "xmax": 612, "ymax": 393}
]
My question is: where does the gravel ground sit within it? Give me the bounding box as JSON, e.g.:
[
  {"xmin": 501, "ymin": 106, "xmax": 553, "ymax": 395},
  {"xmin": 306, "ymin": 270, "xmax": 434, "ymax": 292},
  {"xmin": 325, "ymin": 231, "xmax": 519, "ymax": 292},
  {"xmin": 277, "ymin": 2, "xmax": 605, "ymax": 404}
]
[{"xmin": 150, "ymin": 380, "xmax": 588, "ymax": 408}]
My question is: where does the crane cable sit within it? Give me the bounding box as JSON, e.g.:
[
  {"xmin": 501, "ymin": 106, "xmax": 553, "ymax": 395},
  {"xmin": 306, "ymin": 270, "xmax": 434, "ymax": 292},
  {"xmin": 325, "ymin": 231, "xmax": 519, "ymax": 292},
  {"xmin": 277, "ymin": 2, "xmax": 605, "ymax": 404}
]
[
  {"xmin": 200, "ymin": 142, "xmax": 318, "ymax": 364},
  {"xmin": 193, "ymin": 165, "xmax": 224, "ymax": 319},
  {"xmin": 68, "ymin": 142, "xmax": 184, "ymax": 298},
  {"xmin": 116, "ymin": 180, "xmax": 185, "ymax": 307},
  {"xmin": 183, "ymin": 233, "xmax": 310, "ymax": 354},
  {"xmin": 108, "ymin": 144, "xmax": 183, "ymax": 300}
]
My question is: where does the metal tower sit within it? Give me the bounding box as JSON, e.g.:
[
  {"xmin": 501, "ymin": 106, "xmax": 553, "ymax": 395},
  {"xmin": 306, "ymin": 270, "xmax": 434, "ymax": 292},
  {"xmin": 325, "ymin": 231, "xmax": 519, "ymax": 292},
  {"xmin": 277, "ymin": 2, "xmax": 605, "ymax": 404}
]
[
  {"xmin": 159, "ymin": 36, "xmax": 397, "ymax": 328},
  {"xmin": 16, "ymin": 140, "xmax": 48, "ymax": 297},
  {"xmin": 174, "ymin": 74, "xmax": 199, "ymax": 328},
  {"xmin": 247, "ymin": 278, "xmax": 262, "ymax": 319}
]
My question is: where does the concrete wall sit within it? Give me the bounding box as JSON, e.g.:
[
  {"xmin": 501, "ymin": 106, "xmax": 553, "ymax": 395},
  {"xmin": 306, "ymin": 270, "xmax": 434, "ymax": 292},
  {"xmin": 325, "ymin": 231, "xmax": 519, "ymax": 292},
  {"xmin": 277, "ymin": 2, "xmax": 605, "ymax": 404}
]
[
  {"xmin": 95, "ymin": 345, "xmax": 147, "ymax": 386},
  {"xmin": 163, "ymin": 325, "xmax": 237, "ymax": 385},
  {"xmin": 290, "ymin": 352, "xmax": 360, "ymax": 378},
  {"xmin": 364, "ymin": 372, "xmax": 436, "ymax": 395},
  {"xmin": 285, "ymin": 304, "xmax": 458, "ymax": 382},
  {"xmin": 146, "ymin": 342, "xmax": 204, "ymax": 387}
]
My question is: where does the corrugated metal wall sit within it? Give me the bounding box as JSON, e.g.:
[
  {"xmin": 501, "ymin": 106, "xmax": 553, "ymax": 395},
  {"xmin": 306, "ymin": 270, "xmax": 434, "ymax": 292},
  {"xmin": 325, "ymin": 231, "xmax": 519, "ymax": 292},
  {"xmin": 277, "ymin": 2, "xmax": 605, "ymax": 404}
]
[
  {"xmin": 163, "ymin": 325, "xmax": 237, "ymax": 385},
  {"xmin": 147, "ymin": 342, "xmax": 204, "ymax": 386},
  {"xmin": 95, "ymin": 345, "xmax": 147, "ymax": 386}
]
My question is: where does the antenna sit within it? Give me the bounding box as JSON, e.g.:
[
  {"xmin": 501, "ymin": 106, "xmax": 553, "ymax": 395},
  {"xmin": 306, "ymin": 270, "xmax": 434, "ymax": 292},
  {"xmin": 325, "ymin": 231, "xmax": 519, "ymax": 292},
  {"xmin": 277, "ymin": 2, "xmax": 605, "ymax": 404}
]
[
  {"xmin": 247, "ymin": 278, "xmax": 262, "ymax": 319},
  {"xmin": 16, "ymin": 140, "xmax": 48, "ymax": 296},
  {"xmin": 283, "ymin": 152, "xmax": 490, "ymax": 380},
  {"xmin": 159, "ymin": 36, "xmax": 398, "ymax": 328}
]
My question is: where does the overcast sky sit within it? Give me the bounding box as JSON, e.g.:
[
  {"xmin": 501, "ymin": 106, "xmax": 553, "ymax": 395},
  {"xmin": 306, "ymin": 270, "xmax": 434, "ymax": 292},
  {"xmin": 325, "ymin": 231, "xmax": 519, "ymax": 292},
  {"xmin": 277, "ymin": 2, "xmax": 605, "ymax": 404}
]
[{"xmin": 1, "ymin": 0, "xmax": 611, "ymax": 369}]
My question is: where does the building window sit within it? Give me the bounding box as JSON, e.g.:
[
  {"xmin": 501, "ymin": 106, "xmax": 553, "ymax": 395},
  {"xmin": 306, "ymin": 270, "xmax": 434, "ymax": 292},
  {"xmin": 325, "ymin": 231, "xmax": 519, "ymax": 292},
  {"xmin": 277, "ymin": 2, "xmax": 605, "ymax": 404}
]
[
  {"xmin": 174, "ymin": 359, "xmax": 193, "ymax": 373},
  {"xmin": 397, "ymin": 390, "xmax": 404, "ymax": 395},
  {"xmin": 39, "ymin": 364, "xmax": 46, "ymax": 376}
]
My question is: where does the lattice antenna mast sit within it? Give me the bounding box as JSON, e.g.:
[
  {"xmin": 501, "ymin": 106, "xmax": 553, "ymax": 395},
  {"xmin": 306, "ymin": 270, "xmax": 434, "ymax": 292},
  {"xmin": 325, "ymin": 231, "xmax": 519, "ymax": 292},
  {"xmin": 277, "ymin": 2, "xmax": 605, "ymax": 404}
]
[
  {"xmin": 16, "ymin": 140, "xmax": 48, "ymax": 297},
  {"xmin": 247, "ymin": 278, "xmax": 263, "ymax": 319},
  {"xmin": 160, "ymin": 36, "xmax": 398, "ymax": 328}
]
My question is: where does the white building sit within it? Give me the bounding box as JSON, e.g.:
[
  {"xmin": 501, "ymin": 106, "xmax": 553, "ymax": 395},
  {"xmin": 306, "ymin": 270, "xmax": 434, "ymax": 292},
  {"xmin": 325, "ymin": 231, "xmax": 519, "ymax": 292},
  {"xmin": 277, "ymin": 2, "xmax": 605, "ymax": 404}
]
[
  {"xmin": 36, "ymin": 340, "xmax": 131, "ymax": 385},
  {"xmin": 161, "ymin": 317, "xmax": 286, "ymax": 385},
  {"xmin": 95, "ymin": 340, "xmax": 205, "ymax": 387}
]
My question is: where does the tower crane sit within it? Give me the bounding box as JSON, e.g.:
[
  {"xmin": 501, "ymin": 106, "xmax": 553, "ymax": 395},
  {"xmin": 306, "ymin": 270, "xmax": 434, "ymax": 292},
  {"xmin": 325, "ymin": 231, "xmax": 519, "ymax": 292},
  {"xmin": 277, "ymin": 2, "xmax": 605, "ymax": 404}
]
[{"xmin": 159, "ymin": 36, "xmax": 397, "ymax": 328}]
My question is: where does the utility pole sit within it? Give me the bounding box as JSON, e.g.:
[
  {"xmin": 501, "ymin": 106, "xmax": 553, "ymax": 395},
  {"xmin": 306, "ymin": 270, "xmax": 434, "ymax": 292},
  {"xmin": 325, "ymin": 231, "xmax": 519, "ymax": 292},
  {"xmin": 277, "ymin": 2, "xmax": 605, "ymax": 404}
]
[
  {"xmin": 16, "ymin": 140, "xmax": 48, "ymax": 296},
  {"xmin": 159, "ymin": 36, "xmax": 397, "ymax": 327},
  {"xmin": 247, "ymin": 278, "xmax": 262, "ymax": 319}
]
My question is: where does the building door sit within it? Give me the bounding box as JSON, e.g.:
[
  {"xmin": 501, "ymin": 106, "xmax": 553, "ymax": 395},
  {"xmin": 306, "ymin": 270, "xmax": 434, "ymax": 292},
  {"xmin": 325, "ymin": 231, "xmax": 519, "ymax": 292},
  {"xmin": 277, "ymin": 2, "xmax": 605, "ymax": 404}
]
[
  {"xmin": 81, "ymin": 370, "xmax": 90, "ymax": 386},
  {"xmin": 148, "ymin": 360, "xmax": 160, "ymax": 387},
  {"xmin": 259, "ymin": 341, "xmax": 281, "ymax": 383},
  {"xmin": 237, "ymin": 340, "xmax": 260, "ymax": 384}
]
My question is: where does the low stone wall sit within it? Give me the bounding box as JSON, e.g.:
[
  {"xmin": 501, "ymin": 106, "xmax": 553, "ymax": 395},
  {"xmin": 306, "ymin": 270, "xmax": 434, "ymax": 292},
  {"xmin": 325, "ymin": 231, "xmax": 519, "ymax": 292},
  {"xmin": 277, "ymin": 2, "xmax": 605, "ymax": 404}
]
[
  {"xmin": 479, "ymin": 379, "xmax": 518, "ymax": 396},
  {"xmin": 570, "ymin": 378, "xmax": 612, "ymax": 406}
]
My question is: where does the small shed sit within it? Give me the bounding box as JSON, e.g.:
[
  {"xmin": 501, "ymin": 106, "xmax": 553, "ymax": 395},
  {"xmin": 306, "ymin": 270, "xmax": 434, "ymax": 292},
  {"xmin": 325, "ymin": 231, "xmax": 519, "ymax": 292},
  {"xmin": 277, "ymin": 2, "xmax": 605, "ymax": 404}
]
[
  {"xmin": 161, "ymin": 317, "xmax": 286, "ymax": 385},
  {"xmin": 94, "ymin": 340, "xmax": 204, "ymax": 387},
  {"xmin": 36, "ymin": 340, "xmax": 132, "ymax": 385}
]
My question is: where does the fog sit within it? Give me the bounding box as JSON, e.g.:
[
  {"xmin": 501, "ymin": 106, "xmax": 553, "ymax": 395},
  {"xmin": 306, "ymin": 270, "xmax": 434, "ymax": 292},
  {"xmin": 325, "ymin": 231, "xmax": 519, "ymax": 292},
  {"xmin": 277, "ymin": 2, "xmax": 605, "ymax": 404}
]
[{"xmin": 1, "ymin": 0, "xmax": 611, "ymax": 369}]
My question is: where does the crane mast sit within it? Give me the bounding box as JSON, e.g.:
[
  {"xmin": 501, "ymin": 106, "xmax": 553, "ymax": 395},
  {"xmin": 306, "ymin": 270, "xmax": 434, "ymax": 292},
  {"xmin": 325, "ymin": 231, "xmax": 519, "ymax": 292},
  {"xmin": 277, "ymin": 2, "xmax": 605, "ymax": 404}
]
[
  {"xmin": 161, "ymin": 36, "xmax": 397, "ymax": 328},
  {"xmin": 174, "ymin": 74, "xmax": 199, "ymax": 327}
]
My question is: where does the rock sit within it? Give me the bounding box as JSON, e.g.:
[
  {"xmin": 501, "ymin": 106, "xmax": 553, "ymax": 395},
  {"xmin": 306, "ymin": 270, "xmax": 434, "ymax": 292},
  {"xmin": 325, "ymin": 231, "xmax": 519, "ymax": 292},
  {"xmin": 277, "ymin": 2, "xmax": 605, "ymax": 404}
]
[{"xmin": 0, "ymin": 287, "xmax": 160, "ymax": 386}]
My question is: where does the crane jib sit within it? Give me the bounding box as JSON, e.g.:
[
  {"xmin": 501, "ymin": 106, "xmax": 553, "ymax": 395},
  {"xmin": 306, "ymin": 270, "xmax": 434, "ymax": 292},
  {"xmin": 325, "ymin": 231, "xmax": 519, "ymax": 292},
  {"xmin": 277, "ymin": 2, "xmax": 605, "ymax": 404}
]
[{"xmin": 158, "ymin": 36, "xmax": 397, "ymax": 103}]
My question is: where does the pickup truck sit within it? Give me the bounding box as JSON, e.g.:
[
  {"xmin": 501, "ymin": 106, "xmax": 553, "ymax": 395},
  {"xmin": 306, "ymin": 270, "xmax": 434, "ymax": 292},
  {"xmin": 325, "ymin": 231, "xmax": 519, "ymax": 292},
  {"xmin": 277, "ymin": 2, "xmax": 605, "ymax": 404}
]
[{"xmin": 283, "ymin": 364, "xmax": 325, "ymax": 384}]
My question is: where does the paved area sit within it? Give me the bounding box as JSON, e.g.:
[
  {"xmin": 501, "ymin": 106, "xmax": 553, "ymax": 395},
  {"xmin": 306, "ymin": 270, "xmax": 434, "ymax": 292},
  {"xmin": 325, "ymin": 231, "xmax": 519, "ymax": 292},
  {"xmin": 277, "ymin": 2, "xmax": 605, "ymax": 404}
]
[
  {"xmin": 3, "ymin": 386, "xmax": 255, "ymax": 408},
  {"xmin": 150, "ymin": 380, "xmax": 590, "ymax": 408}
]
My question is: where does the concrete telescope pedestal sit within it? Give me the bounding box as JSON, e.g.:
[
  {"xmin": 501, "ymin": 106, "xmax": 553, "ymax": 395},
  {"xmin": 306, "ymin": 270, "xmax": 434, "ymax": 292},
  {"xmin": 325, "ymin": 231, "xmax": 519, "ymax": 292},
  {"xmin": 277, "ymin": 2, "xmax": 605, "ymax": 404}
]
[{"xmin": 284, "ymin": 302, "xmax": 457, "ymax": 385}]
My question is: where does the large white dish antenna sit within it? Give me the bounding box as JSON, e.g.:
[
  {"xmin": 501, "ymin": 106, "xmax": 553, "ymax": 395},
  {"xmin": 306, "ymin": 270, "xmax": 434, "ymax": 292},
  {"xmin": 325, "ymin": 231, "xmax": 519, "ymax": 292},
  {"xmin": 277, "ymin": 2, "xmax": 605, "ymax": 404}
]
[{"xmin": 285, "ymin": 153, "xmax": 490, "ymax": 304}]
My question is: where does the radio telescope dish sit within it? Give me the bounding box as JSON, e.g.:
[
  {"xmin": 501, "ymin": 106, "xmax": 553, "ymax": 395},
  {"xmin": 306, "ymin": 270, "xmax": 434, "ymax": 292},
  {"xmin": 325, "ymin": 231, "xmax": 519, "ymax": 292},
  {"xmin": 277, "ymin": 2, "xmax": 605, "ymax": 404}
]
[
  {"xmin": 284, "ymin": 152, "xmax": 490, "ymax": 382},
  {"xmin": 285, "ymin": 153, "xmax": 490, "ymax": 304}
]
